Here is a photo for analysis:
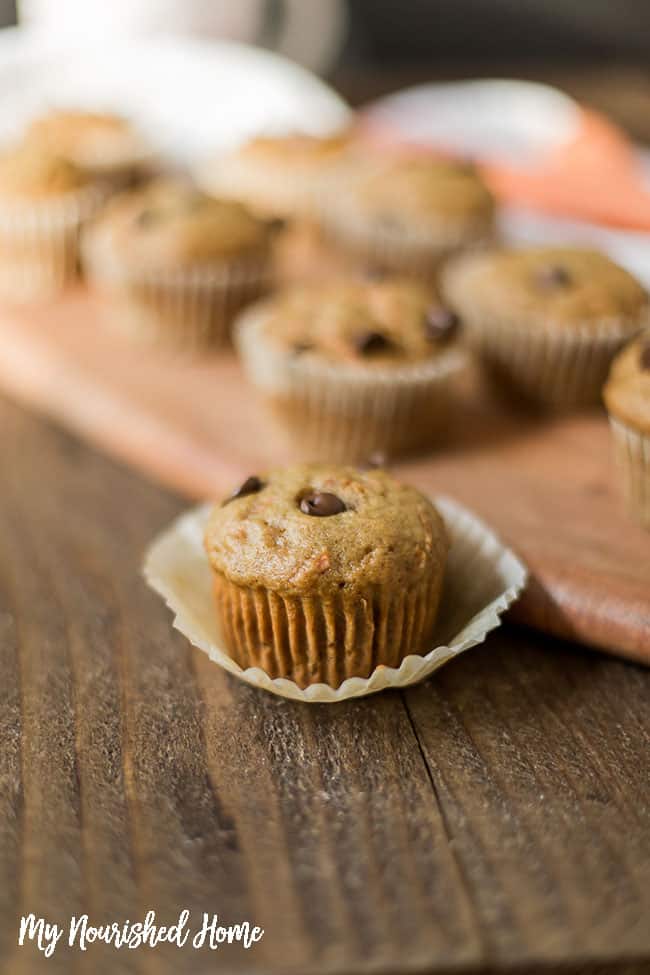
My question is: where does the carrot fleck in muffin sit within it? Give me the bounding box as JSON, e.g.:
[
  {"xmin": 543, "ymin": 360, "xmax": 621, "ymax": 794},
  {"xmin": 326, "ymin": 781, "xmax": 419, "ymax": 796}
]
[
  {"xmin": 0, "ymin": 142, "xmax": 109, "ymax": 300},
  {"xmin": 442, "ymin": 246, "xmax": 649, "ymax": 408},
  {"xmin": 204, "ymin": 463, "xmax": 449, "ymax": 687},
  {"xmin": 321, "ymin": 155, "xmax": 495, "ymax": 278},
  {"xmin": 604, "ymin": 333, "xmax": 650, "ymax": 528},
  {"xmin": 83, "ymin": 178, "xmax": 274, "ymax": 350},
  {"xmin": 196, "ymin": 131, "xmax": 350, "ymax": 221},
  {"xmin": 235, "ymin": 277, "xmax": 467, "ymax": 461}
]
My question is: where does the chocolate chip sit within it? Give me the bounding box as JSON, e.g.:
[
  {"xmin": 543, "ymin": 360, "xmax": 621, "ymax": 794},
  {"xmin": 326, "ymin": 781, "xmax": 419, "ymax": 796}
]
[
  {"xmin": 537, "ymin": 264, "xmax": 572, "ymax": 289},
  {"xmin": 223, "ymin": 475, "xmax": 264, "ymax": 505},
  {"xmin": 354, "ymin": 331, "xmax": 394, "ymax": 356},
  {"xmin": 299, "ymin": 492, "xmax": 347, "ymax": 516},
  {"xmin": 135, "ymin": 208, "xmax": 159, "ymax": 228},
  {"xmin": 292, "ymin": 341, "xmax": 314, "ymax": 355},
  {"xmin": 424, "ymin": 306, "xmax": 460, "ymax": 342},
  {"xmin": 362, "ymin": 265, "xmax": 388, "ymax": 282},
  {"xmin": 640, "ymin": 340, "xmax": 650, "ymax": 371},
  {"xmin": 266, "ymin": 216, "xmax": 288, "ymax": 234}
]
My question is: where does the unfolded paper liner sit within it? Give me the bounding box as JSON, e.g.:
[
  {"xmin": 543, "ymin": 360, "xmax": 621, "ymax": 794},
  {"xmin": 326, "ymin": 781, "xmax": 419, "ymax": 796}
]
[
  {"xmin": 0, "ymin": 182, "xmax": 111, "ymax": 301},
  {"xmin": 84, "ymin": 227, "xmax": 272, "ymax": 350},
  {"xmin": 609, "ymin": 415, "xmax": 650, "ymax": 528},
  {"xmin": 143, "ymin": 497, "xmax": 528, "ymax": 703},
  {"xmin": 235, "ymin": 303, "xmax": 468, "ymax": 461}
]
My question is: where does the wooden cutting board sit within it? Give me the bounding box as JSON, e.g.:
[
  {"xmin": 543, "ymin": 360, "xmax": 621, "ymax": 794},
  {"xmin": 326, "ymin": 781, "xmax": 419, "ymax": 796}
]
[{"xmin": 0, "ymin": 286, "xmax": 648, "ymax": 665}]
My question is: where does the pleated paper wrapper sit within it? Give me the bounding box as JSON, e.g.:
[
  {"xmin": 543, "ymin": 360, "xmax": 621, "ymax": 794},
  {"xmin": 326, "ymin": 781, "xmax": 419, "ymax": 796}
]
[{"xmin": 144, "ymin": 497, "xmax": 527, "ymax": 703}]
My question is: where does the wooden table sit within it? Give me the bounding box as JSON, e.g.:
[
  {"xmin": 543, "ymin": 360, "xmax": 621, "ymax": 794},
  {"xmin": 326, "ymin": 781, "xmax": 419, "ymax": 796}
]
[{"xmin": 1, "ymin": 68, "xmax": 649, "ymax": 975}]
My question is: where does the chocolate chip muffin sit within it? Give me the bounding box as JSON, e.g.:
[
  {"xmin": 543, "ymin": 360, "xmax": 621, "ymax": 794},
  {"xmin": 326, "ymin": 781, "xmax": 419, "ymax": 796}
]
[
  {"xmin": 235, "ymin": 278, "xmax": 467, "ymax": 461},
  {"xmin": 25, "ymin": 109, "xmax": 152, "ymax": 189},
  {"xmin": 204, "ymin": 464, "xmax": 449, "ymax": 687},
  {"xmin": 321, "ymin": 156, "xmax": 495, "ymax": 278},
  {"xmin": 442, "ymin": 246, "xmax": 649, "ymax": 408},
  {"xmin": 196, "ymin": 131, "xmax": 349, "ymax": 221},
  {"xmin": 83, "ymin": 179, "xmax": 273, "ymax": 349},
  {"xmin": 0, "ymin": 141, "xmax": 109, "ymax": 300},
  {"xmin": 603, "ymin": 333, "xmax": 650, "ymax": 527}
]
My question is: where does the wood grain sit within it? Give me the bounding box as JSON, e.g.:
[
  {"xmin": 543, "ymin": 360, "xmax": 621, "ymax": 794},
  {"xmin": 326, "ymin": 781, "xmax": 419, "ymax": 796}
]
[
  {"xmin": 0, "ymin": 397, "xmax": 648, "ymax": 975},
  {"xmin": 0, "ymin": 288, "xmax": 647, "ymax": 667}
]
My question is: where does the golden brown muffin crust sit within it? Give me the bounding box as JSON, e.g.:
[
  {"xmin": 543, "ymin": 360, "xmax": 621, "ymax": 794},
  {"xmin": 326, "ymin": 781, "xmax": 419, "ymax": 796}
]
[
  {"xmin": 233, "ymin": 132, "xmax": 349, "ymax": 166},
  {"xmin": 255, "ymin": 279, "xmax": 460, "ymax": 365},
  {"xmin": 204, "ymin": 464, "xmax": 448, "ymax": 597},
  {"xmin": 603, "ymin": 333, "xmax": 650, "ymax": 433},
  {"xmin": 443, "ymin": 246, "xmax": 648, "ymax": 329},
  {"xmin": 92, "ymin": 180, "xmax": 270, "ymax": 269},
  {"xmin": 26, "ymin": 110, "xmax": 145, "ymax": 169},
  {"xmin": 355, "ymin": 157, "xmax": 495, "ymax": 225},
  {"xmin": 0, "ymin": 143, "xmax": 90, "ymax": 199}
]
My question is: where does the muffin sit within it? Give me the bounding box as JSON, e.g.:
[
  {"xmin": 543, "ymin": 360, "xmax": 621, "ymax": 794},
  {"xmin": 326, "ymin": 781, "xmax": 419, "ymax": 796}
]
[
  {"xmin": 0, "ymin": 142, "xmax": 109, "ymax": 300},
  {"xmin": 204, "ymin": 464, "xmax": 449, "ymax": 687},
  {"xmin": 235, "ymin": 278, "xmax": 467, "ymax": 461},
  {"xmin": 442, "ymin": 246, "xmax": 649, "ymax": 409},
  {"xmin": 320, "ymin": 156, "xmax": 495, "ymax": 278},
  {"xmin": 195, "ymin": 132, "xmax": 349, "ymax": 220},
  {"xmin": 25, "ymin": 109, "xmax": 152, "ymax": 190},
  {"xmin": 603, "ymin": 333, "xmax": 650, "ymax": 527},
  {"xmin": 83, "ymin": 179, "xmax": 274, "ymax": 349}
]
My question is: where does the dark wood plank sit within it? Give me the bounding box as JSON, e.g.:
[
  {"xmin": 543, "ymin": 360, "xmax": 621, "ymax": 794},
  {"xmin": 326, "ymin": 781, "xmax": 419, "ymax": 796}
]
[
  {"xmin": 0, "ymin": 396, "xmax": 648, "ymax": 975},
  {"xmin": 0, "ymin": 398, "xmax": 481, "ymax": 974},
  {"xmin": 405, "ymin": 630, "xmax": 650, "ymax": 969}
]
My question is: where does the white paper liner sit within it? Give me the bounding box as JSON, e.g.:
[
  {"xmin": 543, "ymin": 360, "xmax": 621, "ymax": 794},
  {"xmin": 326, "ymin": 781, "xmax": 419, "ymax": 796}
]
[
  {"xmin": 143, "ymin": 496, "xmax": 527, "ymax": 703},
  {"xmin": 0, "ymin": 181, "xmax": 111, "ymax": 300},
  {"xmin": 609, "ymin": 416, "xmax": 650, "ymax": 528},
  {"xmin": 83, "ymin": 223, "xmax": 272, "ymax": 349}
]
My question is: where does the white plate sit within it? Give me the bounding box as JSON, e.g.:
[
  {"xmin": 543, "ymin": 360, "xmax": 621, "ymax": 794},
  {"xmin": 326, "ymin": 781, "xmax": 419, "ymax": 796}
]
[{"xmin": 0, "ymin": 30, "xmax": 351, "ymax": 165}]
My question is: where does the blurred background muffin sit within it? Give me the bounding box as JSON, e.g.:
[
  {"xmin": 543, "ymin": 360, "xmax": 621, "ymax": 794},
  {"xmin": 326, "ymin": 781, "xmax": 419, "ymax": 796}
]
[
  {"xmin": 24, "ymin": 109, "xmax": 154, "ymax": 191},
  {"xmin": 83, "ymin": 178, "xmax": 274, "ymax": 350},
  {"xmin": 235, "ymin": 276, "xmax": 466, "ymax": 460},
  {"xmin": 196, "ymin": 132, "xmax": 350, "ymax": 222},
  {"xmin": 0, "ymin": 141, "xmax": 109, "ymax": 301},
  {"xmin": 442, "ymin": 246, "xmax": 649, "ymax": 409},
  {"xmin": 320, "ymin": 156, "xmax": 495, "ymax": 280}
]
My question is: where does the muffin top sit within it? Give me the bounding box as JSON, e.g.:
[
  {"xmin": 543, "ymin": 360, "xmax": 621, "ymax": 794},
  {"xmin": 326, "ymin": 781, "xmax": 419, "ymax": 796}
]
[
  {"xmin": 204, "ymin": 464, "xmax": 448, "ymax": 597},
  {"xmin": 0, "ymin": 143, "xmax": 90, "ymax": 199},
  {"xmin": 25, "ymin": 109, "xmax": 147, "ymax": 170},
  {"xmin": 249, "ymin": 279, "xmax": 462, "ymax": 366},
  {"xmin": 230, "ymin": 132, "xmax": 349, "ymax": 167},
  {"xmin": 350, "ymin": 157, "xmax": 495, "ymax": 227},
  {"xmin": 442, "ymin": 246, "xmax": 648, "ymax": 329},
  {"xmin": 90, "ymin": 179, "xmax": 271, "ymax": 269},
  {"xmin": 603, "ymin": 333, "xmax": 650, "ymax": 432}
]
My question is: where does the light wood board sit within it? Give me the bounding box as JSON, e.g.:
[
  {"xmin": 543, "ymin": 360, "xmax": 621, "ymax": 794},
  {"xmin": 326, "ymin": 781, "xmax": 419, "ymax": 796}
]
[{"xmin": 0, "ymin": 287, "xmax": 648, "ymax": 665}]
